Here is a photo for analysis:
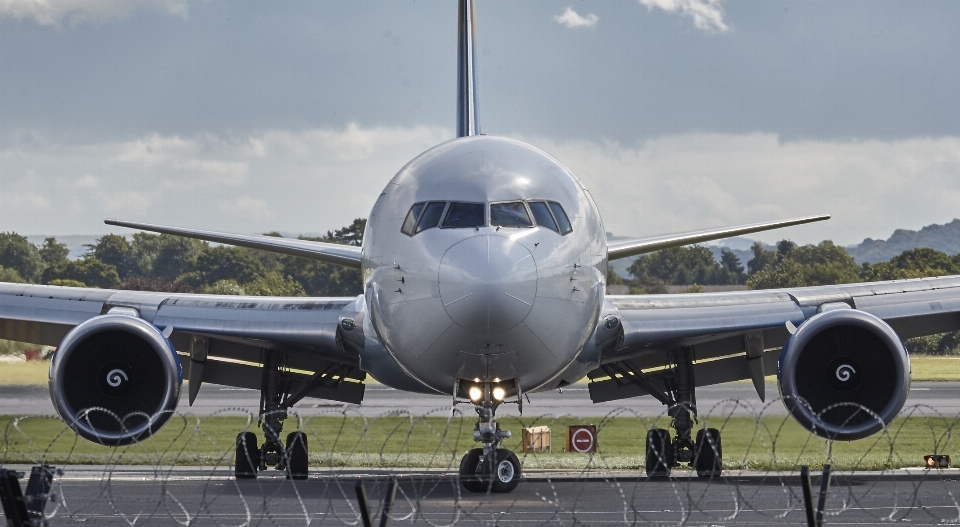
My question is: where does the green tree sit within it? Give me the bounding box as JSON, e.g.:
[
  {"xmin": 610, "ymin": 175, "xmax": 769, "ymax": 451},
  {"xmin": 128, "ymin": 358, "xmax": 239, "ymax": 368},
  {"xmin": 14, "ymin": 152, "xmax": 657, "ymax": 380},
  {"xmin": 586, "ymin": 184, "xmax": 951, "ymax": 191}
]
[
  {"xmin": 719, "ymin": 248, "xmax": 747, "ymax": 284},
  {"xmin": 244, "ymin": 272, "xmax": 307, "ymax": 296},
  {"xmin": 183, "ymin": 246, "xmax": 265, "ymax": 287},
  {"xmin": 200, "ymin": 279, "xmax": 246, "ymax": 295},
  {"xmin": 747, "ymin": 241, "xmax": 777, "ymax": 275},
  {"xmin": 747, "ymin": 241, "xmax": 860, "ymax": 289},
  {"xmin": 39, "ymin": 237, "xmax": 69, "ymax": 267},
  {"xmin": 606, "ymin": 267, "xmax": 623, "ymax": 286},
  {"xmin": 905, "ymin": 331, "xmax": 960, "ymax": 356},
  {"xmin": 0, "ymin": 266, "xmax": 26, "ymax": 283},
  {"xmin": 41, "ymin": 258, "xmax": 121, "ymax": 288},
  {"xmin": 628, "ymin": 245, "xmax": 728, "ymax": 287},
  {"xmin": 325, "ymin": 218, "xmax": 366, "ymax": 246},
  {"xmin": 861, "ymin": 247, "xmax": 960, "ymax": 281},
  {"xmin": 149, "ymin": 236, "xmax": 206, "ymax": 282},
  {"xmin": 87, "ymin": 234, "xmax": 140, "ymax": 280},
  {"xmin": 0, "ymin": 232, "xmax": 44, "ymax": 282}
]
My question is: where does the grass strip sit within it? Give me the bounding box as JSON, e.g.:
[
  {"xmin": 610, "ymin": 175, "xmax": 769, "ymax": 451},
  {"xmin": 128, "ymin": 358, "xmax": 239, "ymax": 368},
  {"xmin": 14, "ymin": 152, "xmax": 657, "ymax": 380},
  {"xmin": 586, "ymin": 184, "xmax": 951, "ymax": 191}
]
[{"xmin": 3, "ymin": 413, "xmax": 956, "ymax": 471}]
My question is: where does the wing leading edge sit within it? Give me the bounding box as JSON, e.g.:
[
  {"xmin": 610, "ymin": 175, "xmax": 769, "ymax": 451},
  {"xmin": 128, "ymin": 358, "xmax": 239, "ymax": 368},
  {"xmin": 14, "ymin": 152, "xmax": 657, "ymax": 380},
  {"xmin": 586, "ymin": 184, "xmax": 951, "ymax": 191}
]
[
  {"xmin": 105, "ymin": 219, "xmax": 362, "ymax": 268},
  {"xmin": 607, "ymin": 214, "xmax": 830, "ymax": 261}
]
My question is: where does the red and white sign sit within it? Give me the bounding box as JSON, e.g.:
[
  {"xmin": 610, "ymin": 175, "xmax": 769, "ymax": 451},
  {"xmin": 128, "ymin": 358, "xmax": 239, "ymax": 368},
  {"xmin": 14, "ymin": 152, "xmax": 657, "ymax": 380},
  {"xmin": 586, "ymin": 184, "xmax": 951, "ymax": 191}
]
[{"xmin": 567, "ymin": 425, "xmax": 597, "ymax": 453}]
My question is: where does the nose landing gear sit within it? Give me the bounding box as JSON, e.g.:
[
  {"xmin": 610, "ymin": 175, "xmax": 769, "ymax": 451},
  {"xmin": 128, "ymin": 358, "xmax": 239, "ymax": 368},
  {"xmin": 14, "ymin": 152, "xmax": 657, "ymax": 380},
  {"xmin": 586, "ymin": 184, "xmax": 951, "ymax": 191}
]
[{"xmin": 456, "ymin": 380, "xmax": 522, "ymax": 493}]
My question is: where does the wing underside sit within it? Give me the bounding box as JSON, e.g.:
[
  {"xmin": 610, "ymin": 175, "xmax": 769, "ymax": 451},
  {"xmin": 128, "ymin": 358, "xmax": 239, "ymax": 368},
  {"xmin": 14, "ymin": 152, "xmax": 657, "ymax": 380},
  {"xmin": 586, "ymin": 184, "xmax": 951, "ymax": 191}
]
[
  {"xmin": 0, "ymin": 283, "xmax": 365, "ymax": 405},
  {"xmin": 589, "ymin": 275, "xmax": 960, "ymax": 403}
]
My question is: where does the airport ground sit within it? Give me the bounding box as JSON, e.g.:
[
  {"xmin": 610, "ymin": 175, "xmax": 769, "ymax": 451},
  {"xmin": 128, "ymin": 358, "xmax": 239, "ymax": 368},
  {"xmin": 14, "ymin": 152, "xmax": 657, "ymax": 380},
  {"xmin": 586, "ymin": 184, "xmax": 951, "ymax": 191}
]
[
  {"xmin": 3, "ymin": 358, "xmax": 959, "ymax": 525},
  {"xmin": 3, "ymin": 465, "xmax": 958, "ymax": 525}
]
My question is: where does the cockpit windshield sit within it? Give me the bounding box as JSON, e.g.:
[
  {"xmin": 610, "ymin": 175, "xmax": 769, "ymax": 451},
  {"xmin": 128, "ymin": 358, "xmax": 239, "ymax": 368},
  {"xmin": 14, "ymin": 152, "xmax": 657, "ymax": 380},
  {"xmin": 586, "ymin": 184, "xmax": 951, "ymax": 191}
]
[
  {"xmin": 402, "ymin": 200, "xmax": 571, "ymax": 235},
  {"xmin": 442, "ymin": 202, "xmax": 485, "ymax": 228},
  {"xmin": 490, "ymin": 201, "xmax": 533, "ymax": 228},
  {"xmin": 416, "ymin": 202, "xmax": 447, "ymax": 233}
]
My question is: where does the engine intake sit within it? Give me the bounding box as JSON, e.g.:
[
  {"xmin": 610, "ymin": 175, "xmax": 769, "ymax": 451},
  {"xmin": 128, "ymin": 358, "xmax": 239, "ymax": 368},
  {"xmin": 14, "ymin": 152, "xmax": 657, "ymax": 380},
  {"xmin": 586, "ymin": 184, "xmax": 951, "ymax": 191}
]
[
  {"xmin": 49, "ymin": 314, "xmax": 182, "ymax": 445},
  {"xmin": 778, "ymin": 309, "xmax": 910, "ymax": 441}
]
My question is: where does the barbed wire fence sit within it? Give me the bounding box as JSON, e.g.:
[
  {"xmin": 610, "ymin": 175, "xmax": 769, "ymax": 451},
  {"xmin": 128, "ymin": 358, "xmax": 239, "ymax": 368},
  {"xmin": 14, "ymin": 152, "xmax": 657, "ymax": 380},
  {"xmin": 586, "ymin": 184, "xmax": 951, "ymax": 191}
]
[{"xmin": 2, "ymin": 399, "xmax": 959, "ymax": 526}]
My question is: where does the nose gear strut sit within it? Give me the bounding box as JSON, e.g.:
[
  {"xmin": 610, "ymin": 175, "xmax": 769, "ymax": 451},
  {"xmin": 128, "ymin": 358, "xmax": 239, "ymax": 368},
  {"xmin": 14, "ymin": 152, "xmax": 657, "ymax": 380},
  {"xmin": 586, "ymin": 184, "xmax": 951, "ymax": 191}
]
[{"xmin": 455, "ymin": 380, "xmax": 522, "ymax": 493}]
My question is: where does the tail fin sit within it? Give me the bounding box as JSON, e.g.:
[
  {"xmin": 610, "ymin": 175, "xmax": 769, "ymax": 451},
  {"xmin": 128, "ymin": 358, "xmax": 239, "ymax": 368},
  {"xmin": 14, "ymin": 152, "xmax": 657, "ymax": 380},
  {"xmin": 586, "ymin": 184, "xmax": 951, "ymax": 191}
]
[{"xmin": 457, "ymin": 0, "xmax": 479, "ymax": 137}]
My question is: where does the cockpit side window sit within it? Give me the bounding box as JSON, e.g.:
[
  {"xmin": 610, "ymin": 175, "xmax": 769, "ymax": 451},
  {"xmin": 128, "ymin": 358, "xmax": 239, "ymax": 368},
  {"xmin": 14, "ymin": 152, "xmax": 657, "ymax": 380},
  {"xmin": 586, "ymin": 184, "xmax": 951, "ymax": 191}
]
[
  {"xmin": 490, "ymin": 201, "xmax": 533, "ymax": 228},
  {"xmin": 548, "ymin": 201, "xmax": 573, "ymax": 234},
  {"xmin": 528, "ymin": 201, "xmax": 558, "ymax": 233},
  {"xmin": 442, "ymin": 202, "xmax": 485, "ymax": 228},
  {"xmin": 415, "ymin": 201, "xmax": 447, "ymax": 233},
  {"xmin": 401, "ymin": 202, "xmax": 426, "ymax": 236}
]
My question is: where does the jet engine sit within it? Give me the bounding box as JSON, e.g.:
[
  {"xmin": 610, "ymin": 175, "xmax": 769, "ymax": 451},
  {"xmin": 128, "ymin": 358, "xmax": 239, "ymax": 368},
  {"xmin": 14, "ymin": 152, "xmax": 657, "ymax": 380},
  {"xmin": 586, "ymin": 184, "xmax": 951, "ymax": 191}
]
[
  {"xmin": 49, "ymin": 314, "xmax": 182, "ymax": 445},
  {"xmin": 778, "ymin": 309, "xmax": 910, "ymax": 441}
]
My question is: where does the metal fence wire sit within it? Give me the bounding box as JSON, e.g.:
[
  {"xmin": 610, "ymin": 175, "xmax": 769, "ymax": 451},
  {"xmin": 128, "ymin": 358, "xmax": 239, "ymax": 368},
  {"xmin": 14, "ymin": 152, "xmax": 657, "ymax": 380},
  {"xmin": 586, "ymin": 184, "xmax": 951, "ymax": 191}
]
[{"xmin": 1, "ymin": 399, "xmax": 958, "ymax": 526}]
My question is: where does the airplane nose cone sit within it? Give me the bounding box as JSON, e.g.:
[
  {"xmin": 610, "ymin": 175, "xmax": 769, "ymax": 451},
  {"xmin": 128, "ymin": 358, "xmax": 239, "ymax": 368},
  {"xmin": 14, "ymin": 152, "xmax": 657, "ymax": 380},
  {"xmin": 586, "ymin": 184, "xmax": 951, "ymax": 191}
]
[{"xmin": 439, "ymin": 235, "xmax": 537, "ymax": 333}]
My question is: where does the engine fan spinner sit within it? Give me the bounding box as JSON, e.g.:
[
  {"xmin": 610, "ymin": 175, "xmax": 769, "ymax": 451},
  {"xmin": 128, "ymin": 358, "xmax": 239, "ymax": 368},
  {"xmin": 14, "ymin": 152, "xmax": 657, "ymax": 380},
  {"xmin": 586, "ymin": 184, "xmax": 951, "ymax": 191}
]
[
  {"xmin": 49, "ymin": 314, "xmax": 182, "ymax": 445},
  {"xmin": 778, "ymin": 309, "xmax": 910, "ymax": 441}
]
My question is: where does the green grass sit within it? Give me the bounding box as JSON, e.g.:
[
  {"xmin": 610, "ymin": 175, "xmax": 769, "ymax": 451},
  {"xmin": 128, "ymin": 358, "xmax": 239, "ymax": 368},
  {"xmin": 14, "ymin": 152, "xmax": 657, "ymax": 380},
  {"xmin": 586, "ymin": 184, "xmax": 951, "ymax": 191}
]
[
  {"xmin": 0, "ymin": 361, "xmax": 48, "ymax": 385},
  {"xmin": 3, "ymin": 414, "xmax": 956, "ymax": 471}
]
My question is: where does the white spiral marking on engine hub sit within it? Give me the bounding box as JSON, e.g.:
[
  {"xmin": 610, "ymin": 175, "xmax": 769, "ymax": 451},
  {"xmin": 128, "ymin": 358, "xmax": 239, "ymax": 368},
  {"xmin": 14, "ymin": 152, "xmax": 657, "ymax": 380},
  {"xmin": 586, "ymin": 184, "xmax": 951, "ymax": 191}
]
[
  {"xmin": 107, "ymin": 368, "xmax": 129, "ymax": 387},
  {"xmin": 835, "ymin": 364, "xmax": 856, "ymax": 382}
]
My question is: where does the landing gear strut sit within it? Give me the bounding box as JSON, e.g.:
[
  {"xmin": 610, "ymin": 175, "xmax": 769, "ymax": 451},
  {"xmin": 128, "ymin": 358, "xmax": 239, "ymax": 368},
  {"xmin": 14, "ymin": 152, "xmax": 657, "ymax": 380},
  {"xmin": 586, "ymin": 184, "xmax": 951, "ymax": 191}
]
[
  {"xmin": 644, "ymin": 347, "xmax": 723, "ymax": 478},
  {"xmin": 456, "ymin": 381, "xmax": 522, "ymax": 493},
  {"xmin": 233, "ymin": 350, "xmax": 309, "ymax": 480}
]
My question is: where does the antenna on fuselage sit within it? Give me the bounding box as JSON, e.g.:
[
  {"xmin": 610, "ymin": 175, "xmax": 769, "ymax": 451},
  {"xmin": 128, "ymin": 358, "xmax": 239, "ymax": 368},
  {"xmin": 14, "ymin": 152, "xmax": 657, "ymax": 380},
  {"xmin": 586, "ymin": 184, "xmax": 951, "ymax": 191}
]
[{"xmin": 457, "ymin": 0, "xmax": 479, "ymax": 137}]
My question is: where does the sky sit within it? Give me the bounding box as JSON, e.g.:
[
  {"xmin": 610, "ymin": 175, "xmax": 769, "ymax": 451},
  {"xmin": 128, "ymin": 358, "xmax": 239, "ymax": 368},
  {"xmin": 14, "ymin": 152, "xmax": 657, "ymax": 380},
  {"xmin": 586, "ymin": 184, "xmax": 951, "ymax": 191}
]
[{"xmin": 1, "ymin": 0, "xmax": 959, "ymax": 246}]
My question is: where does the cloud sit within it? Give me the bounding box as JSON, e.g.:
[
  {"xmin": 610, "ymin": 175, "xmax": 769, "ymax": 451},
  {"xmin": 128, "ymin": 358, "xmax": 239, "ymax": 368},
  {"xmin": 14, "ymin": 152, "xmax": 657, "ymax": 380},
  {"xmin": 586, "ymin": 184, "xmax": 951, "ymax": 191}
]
[
  {"xmin": 555, "ymin": 7, "xmax": 599, "ymax": 29},
  {"xmin": 520, "ymin": 133, "xmax": 960, "ymax": 246},
  {"xmin": 4, "ymin": 126, "xmax": 960, "ymax": 247},
  {"xmin": 639, "ymin": 0, "xmax": 729, "ymax": 33},
  {"xmin": 0, "ymin": 0, "xmax": 189, "ymax": 26},
  {"xmin": 0, "ymin": 124, "xmax": 451, "ymax": 235},
  {"xmin": 217, "ymin": 196, "xmax": 274, "ymax": 220}
]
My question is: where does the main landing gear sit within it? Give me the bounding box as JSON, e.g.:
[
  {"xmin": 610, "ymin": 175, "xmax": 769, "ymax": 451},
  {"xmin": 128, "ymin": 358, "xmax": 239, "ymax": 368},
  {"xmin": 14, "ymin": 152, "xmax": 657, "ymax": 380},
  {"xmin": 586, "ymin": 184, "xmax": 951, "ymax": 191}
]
[
  {"xmin": 456, "ymin": 381, "xmax": 522, "ymax": 493},
  {"xmin": 642, "ymin": 348, "xmax": 723, "ymax": 478},
  {"xmin": 234, "ymin": 350, "xmax": 309, "ymax": 480}
]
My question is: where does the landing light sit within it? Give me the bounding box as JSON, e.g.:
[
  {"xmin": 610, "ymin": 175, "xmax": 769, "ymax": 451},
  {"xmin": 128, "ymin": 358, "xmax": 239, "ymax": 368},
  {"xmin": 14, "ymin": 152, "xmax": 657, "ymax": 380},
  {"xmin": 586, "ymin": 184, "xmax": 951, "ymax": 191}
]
[
  {"xmin": 492, "ymin": 387, "xmax": 506, "ymax": 401},
  {"xmin": 468, "ymin": 386, "xmax": 483, "ymax": 402}
]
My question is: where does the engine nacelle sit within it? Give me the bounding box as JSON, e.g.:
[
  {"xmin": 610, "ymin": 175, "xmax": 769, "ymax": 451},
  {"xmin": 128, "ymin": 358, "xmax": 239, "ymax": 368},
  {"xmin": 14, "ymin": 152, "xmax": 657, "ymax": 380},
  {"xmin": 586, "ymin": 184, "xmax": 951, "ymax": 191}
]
[
  {"xmin": 49, "ymin": 314, "xmax": 182, "ymax": 445},
  {"xmin": 778, "ymin": 309, "xmax": 910, "ymax": 441}
]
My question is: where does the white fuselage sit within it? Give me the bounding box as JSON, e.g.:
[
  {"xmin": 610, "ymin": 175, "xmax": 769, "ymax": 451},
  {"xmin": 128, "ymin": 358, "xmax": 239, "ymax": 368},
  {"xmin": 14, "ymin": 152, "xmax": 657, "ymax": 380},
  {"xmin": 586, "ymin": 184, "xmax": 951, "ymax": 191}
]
[{"xmin": 361, "ymin": 135, "xmax": 608, "ymax": 395}]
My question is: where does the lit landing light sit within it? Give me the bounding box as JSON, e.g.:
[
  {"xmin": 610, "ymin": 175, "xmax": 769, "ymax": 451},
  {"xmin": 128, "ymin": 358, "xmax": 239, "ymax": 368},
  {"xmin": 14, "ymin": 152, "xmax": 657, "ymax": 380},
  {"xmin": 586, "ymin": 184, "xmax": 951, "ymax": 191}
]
[
  {"xmin": 492, "ymin": 387, "xmax": 506, "ymax": 401},
  {"xmin": 469, "ymin": 386, "xmax": 483, "ymax": 402}
]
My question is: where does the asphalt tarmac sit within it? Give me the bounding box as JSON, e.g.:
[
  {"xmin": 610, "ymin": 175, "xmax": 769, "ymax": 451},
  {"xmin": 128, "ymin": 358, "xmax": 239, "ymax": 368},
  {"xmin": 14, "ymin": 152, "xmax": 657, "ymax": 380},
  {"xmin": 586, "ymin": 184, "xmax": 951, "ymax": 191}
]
[
  {"xmin": 10, "ymin": 466, "xmax": 960, "ymax": 525},
  {"xmin": 4, "ymin": 381, "xmax": 960, "ymax": 418}
]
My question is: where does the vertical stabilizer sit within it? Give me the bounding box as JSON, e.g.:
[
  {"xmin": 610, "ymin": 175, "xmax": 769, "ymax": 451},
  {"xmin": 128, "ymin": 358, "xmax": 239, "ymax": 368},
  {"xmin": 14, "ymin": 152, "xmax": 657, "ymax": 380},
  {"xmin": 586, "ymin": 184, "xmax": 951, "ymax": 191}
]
[{"xmin": 457, "ymin": 0, "xmax": 479, "ymax": 137}]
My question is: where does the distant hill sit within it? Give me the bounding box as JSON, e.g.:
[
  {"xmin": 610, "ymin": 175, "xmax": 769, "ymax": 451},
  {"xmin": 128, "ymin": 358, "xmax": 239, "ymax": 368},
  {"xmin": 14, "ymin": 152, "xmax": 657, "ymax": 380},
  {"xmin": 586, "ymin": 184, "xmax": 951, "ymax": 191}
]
[{"xmin": 845, "ymin": 219, "xmax": 960, "ymax": 263}]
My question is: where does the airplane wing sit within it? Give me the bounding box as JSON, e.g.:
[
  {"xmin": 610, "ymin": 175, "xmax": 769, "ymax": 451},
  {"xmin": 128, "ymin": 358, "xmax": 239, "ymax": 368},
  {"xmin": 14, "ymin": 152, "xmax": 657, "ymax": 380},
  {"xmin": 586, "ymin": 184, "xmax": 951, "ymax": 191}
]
[
  {"xmin": 0, "ymin": 282, "xmax": 364, "ymax": 405},
  {"xmin": 105, "ymin": 219, "xmax": 363, "ymax": 268},
  {"xmin": 606, "ymin": 214, "xmax": 830, "ymax": 260},
  {"xmin": 589, "ymin": 275, "xmax": 960, "ymax": 403}
]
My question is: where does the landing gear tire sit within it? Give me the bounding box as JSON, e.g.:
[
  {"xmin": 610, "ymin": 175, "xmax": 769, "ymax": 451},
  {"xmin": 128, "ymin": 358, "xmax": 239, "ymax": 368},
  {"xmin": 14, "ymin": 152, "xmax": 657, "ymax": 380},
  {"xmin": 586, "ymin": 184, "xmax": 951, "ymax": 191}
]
[
  {"xmin": 645, "ymin": 428, "xmax": 672, "ymax": 478},
  {"xmin": 694, "ymin": 428, "xmax": 722, "ymax": 478},
  {"xmin": 491, "ymin": 450, "xmax": 521, "ymax": 493},
  {"xmin": 285, "ymin": 431, "xmax": 309, "ymax": 480},
  {"xmin": 459, "ymin": 448, "xmax": 486, "ymax": 493},
  {"xmin": 235, "ymin": 432, "xmax": 259, "ymax": 479}
]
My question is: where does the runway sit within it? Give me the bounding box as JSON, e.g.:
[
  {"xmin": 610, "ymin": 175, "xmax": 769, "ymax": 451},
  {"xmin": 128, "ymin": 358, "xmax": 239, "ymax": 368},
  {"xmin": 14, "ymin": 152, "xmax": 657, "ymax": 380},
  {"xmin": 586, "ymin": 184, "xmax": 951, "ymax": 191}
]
[
  {"xmin": 10, "ymin": 465, "xmax": 960, "ymax": 525},
  {"xmin": 3, "ymin": 381, "xmax": 960, "ymax": 418}
]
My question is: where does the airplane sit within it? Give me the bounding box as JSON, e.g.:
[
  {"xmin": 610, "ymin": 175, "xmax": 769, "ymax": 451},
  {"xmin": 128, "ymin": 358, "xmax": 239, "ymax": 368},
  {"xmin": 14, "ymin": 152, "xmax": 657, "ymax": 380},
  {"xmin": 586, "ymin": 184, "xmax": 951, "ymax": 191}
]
[{"xmin": 1, "ymin": 0, "xmax": 958, "ymax": 493}]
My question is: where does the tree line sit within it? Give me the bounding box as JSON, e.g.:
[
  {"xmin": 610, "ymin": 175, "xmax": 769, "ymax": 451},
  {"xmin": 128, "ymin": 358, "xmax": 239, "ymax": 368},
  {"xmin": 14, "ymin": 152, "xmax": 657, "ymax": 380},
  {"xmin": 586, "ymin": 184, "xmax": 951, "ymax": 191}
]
[
  {"xmin": 0, "ymin": 219, "xmax": 366, "ymax": 297},
  {"xmin": 625, "ymin": 240, "xmax": 960, "ymax": 292}
]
